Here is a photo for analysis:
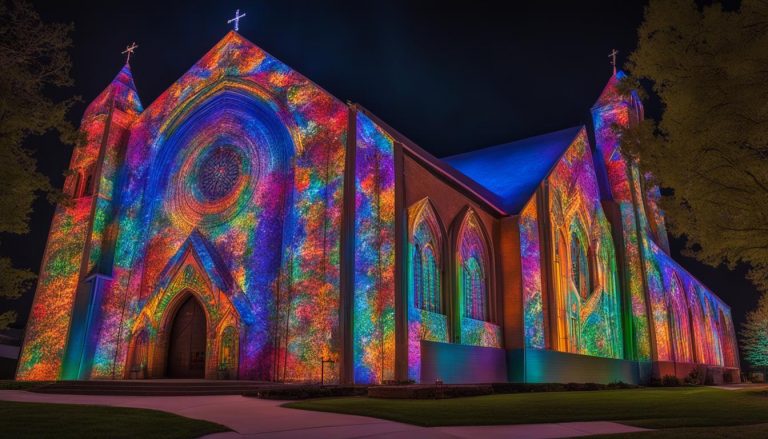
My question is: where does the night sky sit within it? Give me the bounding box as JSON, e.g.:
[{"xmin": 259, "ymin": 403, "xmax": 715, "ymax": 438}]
[{"xmin": 2, "ymin": 0, "xmax": 759, "ymax": 359}]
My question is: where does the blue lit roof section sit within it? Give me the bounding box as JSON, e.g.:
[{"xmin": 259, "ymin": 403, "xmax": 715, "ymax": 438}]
[{"xmin": 443, "ymin": 126, "xmax": 582, "ymax": 214}]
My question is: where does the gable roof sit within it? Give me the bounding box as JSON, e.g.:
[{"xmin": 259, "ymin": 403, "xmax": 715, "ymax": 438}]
[{"xmin": 443, "ymin": 126, "xmax": 583, "ymax": 214}]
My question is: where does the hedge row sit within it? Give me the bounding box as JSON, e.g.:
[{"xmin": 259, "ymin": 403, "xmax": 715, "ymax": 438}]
[
  {"xmin": 369, "ymin": 381, "xmax": 641, "ymax": 399},
  {"xmin": 244, "ymin": 385, "xmax": 368, "ymax": 400},
  {"xmin": 245, "ymin": 381, "xmax": 641, "ymax": 400}
]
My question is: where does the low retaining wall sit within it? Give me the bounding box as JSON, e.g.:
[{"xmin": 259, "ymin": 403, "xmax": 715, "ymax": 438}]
[
  {"xmin": 508, "ymin": 348, "xmax": 649, "ymax": 385},
  {"xmin": 420, "ymin": 340, "xmax": 507, "ymax": 384}
]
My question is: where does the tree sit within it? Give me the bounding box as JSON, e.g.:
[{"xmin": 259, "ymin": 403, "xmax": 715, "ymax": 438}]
[
  {"xmin": 741, "ymin": 293, "xmax": 768, "ymax": 373},
  {"xmin": 0, "ymin": 0, "xmax": 76, "ymax": 329},
  {"xmin": 622, "ymin": 0, "xmax": 768, "ymax": 291}
]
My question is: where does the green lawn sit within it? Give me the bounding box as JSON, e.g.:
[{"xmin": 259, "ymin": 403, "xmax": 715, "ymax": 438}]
[
  {"xmin": 285, "ymin": 387, "xmax": 768, "ymax": 434},
  {"xmin": 0, "ymin": 400, "xmax": 230, "ymax": 439}
]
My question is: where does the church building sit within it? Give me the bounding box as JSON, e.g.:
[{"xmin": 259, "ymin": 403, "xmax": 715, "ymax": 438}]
[{"xmin": 17, "ymin": 31, "xmax": 740, "ymax": 384}]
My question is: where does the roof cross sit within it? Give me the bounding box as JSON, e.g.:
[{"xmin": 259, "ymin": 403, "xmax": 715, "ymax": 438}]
[
  {"xmin": 609, "ymin": 49, "xmax": 619, "ymax": 75},
  {"xmin": 122, "ymin": 42, "xmax": 138, "ymax": 64},
  {"xmin": 228, "ymin": 9, "xmax": 246, "ymax": 32}
]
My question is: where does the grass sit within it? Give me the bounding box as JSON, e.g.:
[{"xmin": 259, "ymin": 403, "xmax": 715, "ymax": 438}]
[
  {"xmin": 285, "ymin": 387, "xmax": 768, "ymax": 433},
  {"xmin": 0, "ymin": 400, "xmax": 230, "ymax": 439}
]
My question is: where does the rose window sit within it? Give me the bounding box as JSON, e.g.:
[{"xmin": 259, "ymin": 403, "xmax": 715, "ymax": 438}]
[{"xmin": 197, "ymin": 146, "xmax": 241, "ymax": 201}]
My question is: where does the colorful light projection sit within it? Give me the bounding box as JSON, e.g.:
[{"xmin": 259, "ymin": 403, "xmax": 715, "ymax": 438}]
[
  {"xmin": 519, "ymin": 199, "xmax": 545, "ymax": 349},
  {"xmin": 20, "ymin": 31, "xmax": 348, "ymax": 381},
  {"xmin": 543, "ymin": 130, "xmax": 623, "ymax": 358},
  {"xmin": 406, "ymin": 198, "xmax": 449, "ymax": 381},
  {"xmin": 353, "ymin": 112, "xmax": 396, "ymax": 384},
  {"xmin": 17, "ymin": 64, "xmax": 142, "ymax": 380},
  {"xmin": 456, "ymin": 210, "xmax": 502, "ymax": 348},
  {"xmin": 122, "ymin": 246, "xmax": 240, "ymax": 379},
  {"xmin": 19, "ymin": 37, "xmax": 742, "ymax": 383},
  {"xmin": 591, "ymin": 72, "xmax": 739, "ymax": 367},
  {"xmin": 591, "ymin": 72, "xmax": 652, "ymax": 360}
]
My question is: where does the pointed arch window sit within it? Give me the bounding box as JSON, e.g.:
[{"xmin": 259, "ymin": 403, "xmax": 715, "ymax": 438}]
[
  {"xmin": 668, "ymin": 274, "xmax": 692, "ymax": 363},
  {"xmin": 458, "ymin": 213, "xmax": 490, "ymax": 322},
  {"xmin": 570, "ymin": 233, "xmax": 590, "ymax": 298},
  {"xmin": 410, "ymin": 202, "xmax": 442, "ymax": 313},
  {"xmin": 463, "ymin": 256, "xmax": 486, "ymax": 320},
  {"xmin": 70, "ymin": 171, "xmax": 82, "ymax": 198},
  {"xmin": 83, "ymin": 171, "xmax": 94, "ymax": 197}
]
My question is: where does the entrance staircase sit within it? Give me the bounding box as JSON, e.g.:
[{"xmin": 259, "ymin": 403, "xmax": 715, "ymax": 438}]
[{"xmin": 29, "ymin": 380, "xmax": 282, "ymax": 396}]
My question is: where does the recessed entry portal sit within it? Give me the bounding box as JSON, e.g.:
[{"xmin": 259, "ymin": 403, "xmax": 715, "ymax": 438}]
[{"xmin": 166, "ymin": 295, "xmax": 207, "ymax": 378}]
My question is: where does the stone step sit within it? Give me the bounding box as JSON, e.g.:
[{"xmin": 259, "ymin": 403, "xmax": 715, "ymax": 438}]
[{"xmin": 29, "ymin": 380, "xmax": 287, "ymax": 396}]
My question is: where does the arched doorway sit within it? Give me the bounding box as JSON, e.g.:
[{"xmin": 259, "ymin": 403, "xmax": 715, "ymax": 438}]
[{"xmin": 166, "ymin": 296, "xmax": 207, "ymax": 378}]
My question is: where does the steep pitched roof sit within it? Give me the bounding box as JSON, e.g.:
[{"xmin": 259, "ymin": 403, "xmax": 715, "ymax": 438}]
[
  {"xmin": 84, "ymin": 63, "xmax": 143, "ymax": 117},
  {"xmin": 443, "ymin": 126, "xmax": 583, "ymax": 214}
]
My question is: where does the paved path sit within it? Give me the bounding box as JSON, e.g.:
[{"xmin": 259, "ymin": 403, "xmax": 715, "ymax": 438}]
[
  {"xmin": 713, "ymin": 383, "xmax": 768, "ymax": 391},
  {"xmin": 0, "ymin": 390, "xmax": 649, "ymax": 438}
]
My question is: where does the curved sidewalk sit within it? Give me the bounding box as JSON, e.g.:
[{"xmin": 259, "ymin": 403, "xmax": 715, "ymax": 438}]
[{"xmin": 0, "ymin": 390, "xmax": 648, "ymax": 438}]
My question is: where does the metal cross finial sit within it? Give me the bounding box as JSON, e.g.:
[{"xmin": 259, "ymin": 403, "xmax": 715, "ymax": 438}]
[
  {"xmin": 122, "ymin": 42, "xmax": 138, "ymax": 64},
  {"xmin": 609, "ymin": 49, "xmax": 619, "ymax": 75},
  {"xmin": 228, "ymin": 9, "xmax": 246, "ymax": 32}
]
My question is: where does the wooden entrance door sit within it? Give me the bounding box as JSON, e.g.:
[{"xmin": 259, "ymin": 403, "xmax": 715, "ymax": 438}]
[{"xmin": 167, "ymin": 296, "xmax": 206, "ymax": 378}]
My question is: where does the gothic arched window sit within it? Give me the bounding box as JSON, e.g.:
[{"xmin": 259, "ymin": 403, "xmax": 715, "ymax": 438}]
[
  {"xmin": 570, "ymin": 233, "xmax": 590, "ymax": 298},
  {"xmin": 71, "ymin": 171, "xmax": 82, "ymax": 198},
  {"xmin": 410, "ymin": 201, "xmax": 442, "ymax": 313},
  {"xmin": 668, "ymin": 274, "xmax": 692, "ymax": 363},
  {"xmin": 458, "ymin": 212, "xmax": 490, "ymax": 322},
  {"xmin": 83, "ymin": 171, "xmax": 94, "ymax": 197}
]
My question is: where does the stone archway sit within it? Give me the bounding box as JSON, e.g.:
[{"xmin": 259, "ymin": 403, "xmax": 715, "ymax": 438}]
[
  {"xmin": 166, "ymin": 295, "xmax": 207, "ymax": 378},
  {"xmin": 128, "ymin": 236, "xmax": 243, "ymax": 380}
]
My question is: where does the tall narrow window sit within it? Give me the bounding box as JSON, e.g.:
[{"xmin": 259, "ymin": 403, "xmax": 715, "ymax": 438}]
[
  {"xmin": 71, "ymin": 171, "xmax": 82, "ymax": 198},
  {"xmin": 413, "ymin": 244, "xmax": 423, "ymax": 309},
  {"xmin": 668, "ymin": 274, "xmax": 692, "ymax": 363},
  {"xmin": 219, "ymin": 326, "xmax": 237, "ymax": 370},
  {"xmin": 410, "ymin": 201, "xmax": 442, "ymax": 313},
  {"xmin": 83, "ymin": 172, "xmax": 94, "ymax": 197},
  {"xmin": 458, "ymin": 212, "xmax": 490, "ymax": 322},
  {"xmin": 571, "ymin": 234, "xmax": 590, "ymax": 298},
  {"xmin": 422, "ymin": 245, "xmax": 438, "ymax": 313},
  {"xmin": 463, "ymin": 257, "xmax": 486, "ymax": 320}
]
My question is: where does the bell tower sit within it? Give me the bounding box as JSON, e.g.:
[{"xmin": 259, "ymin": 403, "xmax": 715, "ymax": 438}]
[
  {"xmin": 17, "ymin": 62, "xmax": 142, "ymax": 380},
  {"xmin": 590, "ymin": 71, "xmax": 654, "ymax": 363}
]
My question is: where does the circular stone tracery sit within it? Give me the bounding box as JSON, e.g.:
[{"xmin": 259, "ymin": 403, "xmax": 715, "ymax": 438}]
[{"xmin": 197, "ymin": 146, "xmax": 242, "ymax": 201}]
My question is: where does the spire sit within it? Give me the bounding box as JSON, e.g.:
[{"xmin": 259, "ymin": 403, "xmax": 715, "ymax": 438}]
[
  {"xmin": 107, "ymin": 63, "xmax": 143, "ymax": 114},
  {"xmin": 593, "ymin": 70, "xmax": 630, "ymax": 109},
  {"xmin": 83, "ymin": 63, "xmax": 143, "ymax": 118}
]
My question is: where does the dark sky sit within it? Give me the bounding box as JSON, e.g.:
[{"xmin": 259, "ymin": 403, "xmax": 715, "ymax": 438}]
[{"xmin": 2, "ymin": 0, "xmax": 759, "ymax": 359}]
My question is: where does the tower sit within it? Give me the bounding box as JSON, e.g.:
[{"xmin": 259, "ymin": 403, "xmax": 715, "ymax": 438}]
[
  {"xmin": 16, "ymin": 63, "xmax": 142, "ymax": 380},
  {"xmin": 590, "ymin": 71, "xmax": 655, "ymax": 363}
]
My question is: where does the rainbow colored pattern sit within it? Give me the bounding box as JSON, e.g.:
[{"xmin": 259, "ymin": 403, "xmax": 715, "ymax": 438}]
[{"xmin": 17, "ymin": 32, "xmax": 739, "ymax": 384}]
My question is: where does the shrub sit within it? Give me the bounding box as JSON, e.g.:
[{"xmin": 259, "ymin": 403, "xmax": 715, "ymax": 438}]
[
  {"xmin": 368, "ymin": 384, "xmax": 493, "ymax": 399},
  {"xmin": 607, "ymin": 381, "xmax": 636, "ymax": 389},
  {"xmin": 490, "ymin": 382, "xmax": 637, "ymax": 394},
  {"xmin": 245, "ymin": 385, "xmax": 368, "ymax": 400},
  {"xmin": 684, "ymin": 368, "xmax": 703, "ymax": 385},
  {"xmin": 662, "ymin": 375, "xmax": 681, "ymax": 386}
]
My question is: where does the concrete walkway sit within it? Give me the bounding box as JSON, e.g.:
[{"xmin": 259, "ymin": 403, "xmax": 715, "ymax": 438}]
[{"xmin": 0, "ymin": 390, "xmax": 649, "ymax": 438}]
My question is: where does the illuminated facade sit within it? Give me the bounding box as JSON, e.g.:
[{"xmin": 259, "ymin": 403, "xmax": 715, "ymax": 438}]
[{"xmin": 18, "ymin": 32, "xmax": 739, "ymax": 384}]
